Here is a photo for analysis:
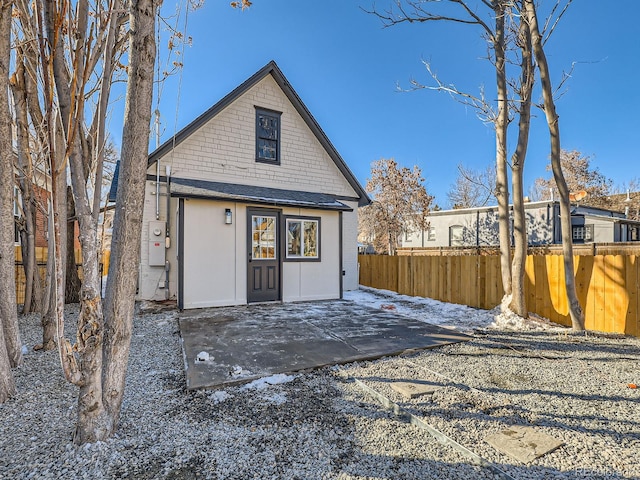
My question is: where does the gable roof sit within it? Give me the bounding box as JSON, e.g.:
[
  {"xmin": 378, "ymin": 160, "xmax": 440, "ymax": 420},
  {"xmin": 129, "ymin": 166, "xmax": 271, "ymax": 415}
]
[{"xmin": 148, "ymin": 60, "xmax": 370, "ymax": 207}]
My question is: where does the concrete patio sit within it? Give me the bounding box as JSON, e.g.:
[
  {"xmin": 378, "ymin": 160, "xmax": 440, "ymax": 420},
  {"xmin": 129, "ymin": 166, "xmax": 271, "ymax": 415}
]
[{"xmin": 178, "ymin": 299, "xmax": 470, "ymax": 389}]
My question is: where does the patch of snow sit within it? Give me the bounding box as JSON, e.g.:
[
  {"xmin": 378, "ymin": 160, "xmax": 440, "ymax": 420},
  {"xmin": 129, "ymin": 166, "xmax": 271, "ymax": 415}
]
[
  {"xmin": 21, "ymin": 345, "xmax": 28, "ymax": 355},
  {"xmin": 348, "ymin": 285, "xmax": 566, "ymax": 333},
  {"xmin": 230, "ymin": 365, "xmax": 252, "ymax": 378},
  {"xmin": 241, "ymin": 373, "xmax": 296, "ymax": 391},
  {"xmin": 209, "ymin": 390, "xmax": 231, "ymax": 404},
  {"xmin": 196, "ymin": 351, "xmax": 212, "ymax": 363},
  {"xmin": 262, "ymin": 392, "xmax": 287, "ymax": 405},
  {"xmin": 346, "ymin": 286, "xmax": 495, "ymax": 333}
]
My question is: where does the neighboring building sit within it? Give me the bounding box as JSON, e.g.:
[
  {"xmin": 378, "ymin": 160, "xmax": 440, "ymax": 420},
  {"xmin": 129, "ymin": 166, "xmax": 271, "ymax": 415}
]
[
  {"xmin": 582, "ymin": 191, "xmax": 640, "ymax": 222},
  {"xmin": 132, "ymin": 61, "xmax": 369, "ymax": 309},
  {"xmin": 403, "ymin": 201, "xmax": 640, "ymax": 248}
]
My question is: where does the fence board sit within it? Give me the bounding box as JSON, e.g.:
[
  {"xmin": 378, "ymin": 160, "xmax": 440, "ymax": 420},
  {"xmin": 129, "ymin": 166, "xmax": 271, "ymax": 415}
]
[
  {"xmin": 607, "ymin": 255, "xmax": 626, "ymax": 334},
  {"xmin": 592, "ymin": 256, "xmax": 606, "ymax": 332},
  {"xmin": 575, "ymin": 255, "xmax": 593, "ymax": 329},
  {"xmin": 625, "ymin": 256, "xmax": 638, "ymax": 337},
  {"xmin": 428, "ymin": 256, "xmax": 439, "ymax": 300},
  {"xmin": 555, "ymin": 255, "xmax": 569, "ymax": 324},
  {"xmin": 478, "ymin": 256, "xmax": 487, "ymax": 309}
]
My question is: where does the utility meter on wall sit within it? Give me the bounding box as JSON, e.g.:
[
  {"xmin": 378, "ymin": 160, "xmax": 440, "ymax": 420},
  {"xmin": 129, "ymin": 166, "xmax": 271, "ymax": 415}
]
[{"xmin": 148, "ymin": 221, "xmax": 166, "ymax": 266}]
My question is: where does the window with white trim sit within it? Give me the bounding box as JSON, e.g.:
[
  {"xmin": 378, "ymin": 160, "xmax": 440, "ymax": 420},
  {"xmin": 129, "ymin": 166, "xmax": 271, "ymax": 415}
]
[
  {"xmin": 285, "ymin": 217, "xmax": 319, "ymax": 260},
  {"xmin": 449, "ymin": 225, "xmax": 464, "ymax": 246},
  {"xmin": 427, "ymin": 227, "xmax": 436, "ymax": 242},
  {"xmin": 572, "ymin": 224, "xmax": 593, "ymax": 243}
]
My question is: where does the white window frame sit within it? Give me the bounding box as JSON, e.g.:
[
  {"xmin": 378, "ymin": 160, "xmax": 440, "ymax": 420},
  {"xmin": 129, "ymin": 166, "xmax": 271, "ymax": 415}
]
[
  {"xmin": 449, "ymin": 225, "xmax": 464, "ymax": 246},
  {"xmin": 285, "ymin": 217, "xmax": 320, "ymax": 261},
  {"xmin": 572, "ymin": 224, "xmax": 593, "ymax": 243}
]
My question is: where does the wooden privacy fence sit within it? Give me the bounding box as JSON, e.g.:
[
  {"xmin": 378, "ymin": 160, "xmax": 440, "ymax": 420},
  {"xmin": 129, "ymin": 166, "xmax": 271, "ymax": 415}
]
[
  {"xmin": 14, "ymin": 247, "xmax": 110, "ymax": 305},
  {"xmin": 359, "ymin": 253, "xmax": 639, "ymax": 337}
]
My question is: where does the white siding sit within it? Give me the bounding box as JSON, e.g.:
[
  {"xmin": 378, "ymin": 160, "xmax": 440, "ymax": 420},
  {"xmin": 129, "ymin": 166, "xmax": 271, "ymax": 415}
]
[
  {"xmin": 138, "ymin": 180, "xmax": 179, "ymax": 301},
  {"xmin": 341, "ymin": 201, "xmax": 359, "ymax": 291}
]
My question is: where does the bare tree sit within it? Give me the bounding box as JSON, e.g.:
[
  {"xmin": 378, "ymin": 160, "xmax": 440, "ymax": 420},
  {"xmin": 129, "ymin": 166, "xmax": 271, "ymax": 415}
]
[
  {"xmin": 447, "ymin": 163, "xmax": 495, "ymax": 209},
  {"xmin": 367, "ymin": 0, "xmax": 514, "ymax": 296},
  {"xmin": 1, "ymin": 0, "xmax": 22, "ymax": 402},
  {"xmin": 508, "ymin": 2, "xmax": 535, "ymax": 317},
  {"xmin": 532, "ymin": 149, "xmax": 613, "ymax": 206},
  {"xmin": 101, "ymin": 0, "xmax": 160, "ymax": 434},
  {"xmin": 359, "ymin": 158, "xmax": 433, "ymax": 255},
  {"xmin": 525, "ymin": 0, "xmax": 584, "ymax": 330}
]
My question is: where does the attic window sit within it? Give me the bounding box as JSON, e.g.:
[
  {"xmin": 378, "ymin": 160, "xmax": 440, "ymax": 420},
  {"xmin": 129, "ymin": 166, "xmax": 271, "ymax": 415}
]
[{"xmin": 255, "ymin": 107, "xmax": 281, "ymax": 164}]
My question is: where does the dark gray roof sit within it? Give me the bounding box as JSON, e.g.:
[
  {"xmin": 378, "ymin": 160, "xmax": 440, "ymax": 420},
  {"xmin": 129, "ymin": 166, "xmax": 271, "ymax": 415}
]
[
  {"xmin": 170, "ymin": 177, "xmax": 353, "ymax": 212},
  {"xmin": 147, "ymin": 60, "xmax": 369, "ymax": 207}
]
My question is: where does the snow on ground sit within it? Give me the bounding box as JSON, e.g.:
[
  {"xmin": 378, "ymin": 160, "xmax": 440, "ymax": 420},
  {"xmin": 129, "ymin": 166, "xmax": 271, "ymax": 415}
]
[
  {"xmin": 346, "ymin": 286, "xmax": 567, "ymax": 333},
  {"xmin": 241, "ymin": 373, "xmax": 296, "ymax": 391}
]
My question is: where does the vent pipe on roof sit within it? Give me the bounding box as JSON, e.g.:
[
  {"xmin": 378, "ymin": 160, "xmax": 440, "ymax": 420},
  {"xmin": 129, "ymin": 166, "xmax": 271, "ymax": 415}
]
[{"xmin": 625, "ymin": 189, "xmax": 631, "ymax": 217}]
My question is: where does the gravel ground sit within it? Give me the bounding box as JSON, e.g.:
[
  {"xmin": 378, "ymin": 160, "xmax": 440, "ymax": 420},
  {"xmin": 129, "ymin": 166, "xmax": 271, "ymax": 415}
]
[{"xmin": 1, "ymin": 301, "xmax": 639, "ymax": 480}]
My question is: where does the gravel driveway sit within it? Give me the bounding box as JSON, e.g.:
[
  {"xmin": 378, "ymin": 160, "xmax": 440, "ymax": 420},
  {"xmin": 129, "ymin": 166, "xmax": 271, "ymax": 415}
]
[{"xmin": 1, "ymin": 302, "xmax": 639, "ymax": 479}]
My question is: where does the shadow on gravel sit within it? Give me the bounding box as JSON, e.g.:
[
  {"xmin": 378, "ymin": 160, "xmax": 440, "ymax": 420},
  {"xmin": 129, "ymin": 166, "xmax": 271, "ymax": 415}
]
[
  {"xmin": 341, "ymin": 391, "xmax": 638, "ymax": 480},
  {"xmin": 472, "ymin": 331, "xmax": 640, "ymax": 361}
]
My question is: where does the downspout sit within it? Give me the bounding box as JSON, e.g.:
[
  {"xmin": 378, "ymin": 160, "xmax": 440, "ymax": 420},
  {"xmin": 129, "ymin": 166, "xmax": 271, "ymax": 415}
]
[
  {"xmin": 165, "ymin": 165, "xmax": 171, "ymax": 300},
  {"xmin": 476, "ymin": 210, "xmax": 480, "ymax": 247},
  {"xmin": 552, "ymin": 202, "xmax": 558, "ymax": 244},
  {"xmin": 178, "ymin": 198, "xmax": 184, "ymax": 311},
  {"xmin": 339, "ymin": 211, "xmax": 343, "ymax": 299},
  {"xmin": 546, "ymin": 202, "xmax": 551, "ymax": 244},
  {"xmin": 155, "ymin": 109, "xmax": 160, "ymax": 220}
]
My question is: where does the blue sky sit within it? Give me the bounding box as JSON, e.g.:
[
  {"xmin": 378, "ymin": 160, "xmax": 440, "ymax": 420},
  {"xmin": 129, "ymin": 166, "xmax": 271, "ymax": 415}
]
[{"xmin": 126, "ymin": 0, "xmax": 639, "ymax": 208}]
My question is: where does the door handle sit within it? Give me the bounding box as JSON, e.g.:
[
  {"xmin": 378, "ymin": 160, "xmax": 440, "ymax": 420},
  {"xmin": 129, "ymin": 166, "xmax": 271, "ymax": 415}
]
[{"xmin": 248, "ymin": 252, "xmax": 252, "ymax": 263}]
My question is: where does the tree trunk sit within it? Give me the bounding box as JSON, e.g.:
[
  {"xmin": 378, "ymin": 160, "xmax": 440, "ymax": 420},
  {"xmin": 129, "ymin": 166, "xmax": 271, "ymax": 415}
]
[
  {"xmin": 0, "ymin": 0, "xmax": 18, "ymax": 402},
  {"xmin": 40, "ymin": 242, "xmax": 57, "ymax": 351},
  {"xmin": 11, "ymin": 57, "xmax": 43, "ymax": 314},
  {"xmin": 0, "ymin": 325, "xmax": 15, "ymax": 402},
  {"xmin": 0, "ymin": 0, "xmax": 23, "ymax": 371},
  {"xmin": 103, "ymin": 0, "xmax": 159, "ymax": 430},
  {"xmin": 44, "ymin": 0, "xmax": 113, "ymax": 443},
  {"xmin": 508, "ymin": 10, "xmax": 535, "ymax": 318},
  {"xmin": 40, "ymin": 124, "xmax": 68, "ymax": 351},
  {"xmin": 525, "ymin": 0, "xmax": 584, "ymax": 330},
  {"xmin": 493, "ymin": 2, "xmax": 512, "ymax": 297}
]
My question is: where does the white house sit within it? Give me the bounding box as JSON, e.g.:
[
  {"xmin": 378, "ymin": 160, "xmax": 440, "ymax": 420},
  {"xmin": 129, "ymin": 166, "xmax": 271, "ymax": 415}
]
[
  {"xmin": 403, "ymin": 201, "xmax": 640, "ymax": 248},
  {"xmin": 135, "ymin": 61, "xmax": 369, "ymax": 309}
]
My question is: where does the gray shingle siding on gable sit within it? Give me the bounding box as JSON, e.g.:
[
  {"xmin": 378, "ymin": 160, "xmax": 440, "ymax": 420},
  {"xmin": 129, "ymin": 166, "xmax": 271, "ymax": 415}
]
[{"xmin": 147, "ymin": 61, "xmax": 369, "ymax": 207}]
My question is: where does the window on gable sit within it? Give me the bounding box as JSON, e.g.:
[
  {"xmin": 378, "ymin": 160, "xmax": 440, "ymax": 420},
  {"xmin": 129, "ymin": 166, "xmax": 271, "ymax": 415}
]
[
  {"xmin": 285, "ymin": 217, "xmax": 320, "ymax": 261},
  {"xmin": 256, "ymin": 107, "xmax": 281, "ymax": 164}
]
